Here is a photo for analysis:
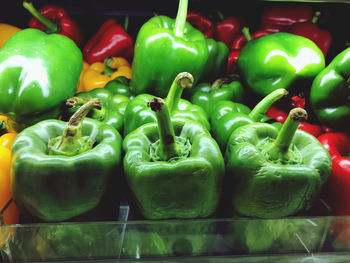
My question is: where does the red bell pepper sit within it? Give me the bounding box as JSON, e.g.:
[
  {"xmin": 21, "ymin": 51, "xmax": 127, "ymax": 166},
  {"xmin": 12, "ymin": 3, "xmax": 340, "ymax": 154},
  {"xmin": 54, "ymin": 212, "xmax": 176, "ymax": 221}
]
[
  {"xmin": 226, "ymin": 27, "xmax": 270, "ymax": 73},
  {"xmin": 214, "ymin": 15, "xmax": 245, "ymax": 49},
  {"xmin": 318, "ymin": 132, "xmax": 350, "ymax": 216},
  {"xmin": 261, "ymin": 5, "xmax": 313, "ymax": 33},
  {"xmin": 83, "ymin": 18, "xmax": 134, "ymax": 65},
  {"xmin": 186, "ymin": 11, "xmax": 214, "ymax": 38},
  {"xmin": 23, "ymin": 1, "xmax": 83, "ymax": 47},
  {"xmin": 290, "ymin": 11, "xmax": 332, "ymax": 58}
]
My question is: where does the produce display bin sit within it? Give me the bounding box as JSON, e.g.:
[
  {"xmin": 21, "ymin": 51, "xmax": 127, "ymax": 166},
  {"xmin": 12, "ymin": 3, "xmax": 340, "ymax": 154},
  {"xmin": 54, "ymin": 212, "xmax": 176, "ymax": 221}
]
[{"xmin": 1, "ymin": 0, "xmax": 350, "ymax": 262}]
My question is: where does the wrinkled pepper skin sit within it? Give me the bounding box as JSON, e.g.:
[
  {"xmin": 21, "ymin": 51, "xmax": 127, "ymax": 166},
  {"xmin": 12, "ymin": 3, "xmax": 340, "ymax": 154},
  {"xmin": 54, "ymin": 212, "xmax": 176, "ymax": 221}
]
[
  {"xmin": 123, "ymin": 118, "xmax": 224, "ymax": 219},
  {"xmin": 0, "ymin": 28, "xmax": 82, "ymax": 132},
  {"xmin": 11, "ymin": 118, "xmax": 122, "ymax": 222},
  {"xmin": 225, "ymin": 109, "xmax": 331, "ymax": 218},
  {"xmin": 237, "ymin": 32, "xmax": 325, "ymax": 98},
  {"xmin": 130, "ymin": 0, "xmax": 228, "ymax": 97},
  {"xmin": 310, "ymin": 47, "xmax": 350, "ymax": 132}
]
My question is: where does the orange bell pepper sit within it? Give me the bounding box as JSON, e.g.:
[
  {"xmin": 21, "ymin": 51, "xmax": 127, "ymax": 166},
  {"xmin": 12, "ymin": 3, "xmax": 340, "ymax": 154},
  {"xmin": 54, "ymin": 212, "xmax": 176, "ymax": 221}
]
[
  {"xmin": 0, "ymin": 132, "xmax": 19, "ymax": 248},
  {"xmin": 0, "ymin": 23, "xmax": 21, "ymax": 48},
  {"xmin": 81, "ymin": 56, "xmax": 131, "ymax": 92}
]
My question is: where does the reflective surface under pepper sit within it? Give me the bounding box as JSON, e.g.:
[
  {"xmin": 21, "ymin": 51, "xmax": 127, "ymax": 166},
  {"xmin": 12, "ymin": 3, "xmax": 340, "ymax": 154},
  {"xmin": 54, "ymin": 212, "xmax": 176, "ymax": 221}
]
[
  {"xmin": 237, "ymin": 32, "xmax": 325, "ymax": 98},
  {"xmin": 11, "ymin": 100, "xmax": 122, "ymax": 222},
  {"xmin": 0, "ymin": 28, "xmax": 82, "ymax": 133},
  {"xmin": 225, "ymin": 108, "xmax": 331, "ymax": 218},
  {"xmin": 123, "ymin": 97, "xmax": 224, "ymax": 219},
  {"xmin": 310, "ymin": 47, "xmax": 350, "ymax": 132}
]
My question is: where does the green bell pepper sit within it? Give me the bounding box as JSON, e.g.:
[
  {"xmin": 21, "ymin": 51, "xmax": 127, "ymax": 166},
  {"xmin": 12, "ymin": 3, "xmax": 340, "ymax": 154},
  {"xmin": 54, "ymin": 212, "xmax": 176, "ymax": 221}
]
[
  {"xmin": 104, "ymin": 76, "xmax": 135, "ymax": 100},
  {"xmin": 0, "ymin": 28, "xmax": 82, "ymax": 132},
  {"xmin": 190, "ymin": 78, "xmax": 245, "ymax": 117},
  {"xmin": 124, "ymin": 72, "xmax": 210, "ymax": 136},
  {"xmin": 123, "ymin": 97, "xmax": 224, "ymax": 219},
  {"xmin": 310, "ymin": 47, "xmax": 350, "ymax": 131},
  {"xmin": 130, "ymin": 0, "xmax": 228, "ymax": 97},
  {"xmin": 11, "ymin": 99, "xmax": 122, "ymax": 222},
  {"xmin": 237, "ymin": 32, "xmax": 325, "ymax": 98},
  {"xmin": 225, "ymin": 108, "xmax": 331, "ymax": 218},
  {"xmin": 63, "ymin": 88, "xmax": 130, "ymax": 134},
  {"xmin": 211, "ymin": 88, "xmax": 287, "ymax": 153}
]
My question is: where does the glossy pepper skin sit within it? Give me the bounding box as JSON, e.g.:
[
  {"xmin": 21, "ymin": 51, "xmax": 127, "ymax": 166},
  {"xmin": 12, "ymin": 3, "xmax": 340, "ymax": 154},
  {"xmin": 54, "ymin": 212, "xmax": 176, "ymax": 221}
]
[
  {"xmin": 186, "ymin": 11, "xmax": 214, "ymax": 38},
  {"xmin": 130, "ymin": 0, "xmax": 228, "ymax": 97},
  {"xmin": 237, "ymin": 32, "xmax": 325, "ymax": 98},
  {"xmin": 318, "ymin": 132, "xmax": 350, "ymax": 216},
  {"xmin": 225, "ymin": 108, "xmax": 331, "ymax": 218},
  {"xmin": 64, "ymin": 88, "xmax": 130, "ymax": 134},
  {"xmin": 83, "ymin": 19, "xmax": 134, "ymax": 64},
  {"xmin": 261, "ymin": 5, "xmax": 313, "ymax": 33},
  {"xmin": 0, "ymin": 28, "xmax": 82, "ymax": 133},
  {"xmin": 190, "ymin": 78, "xmax": 244, "ymax": 117},
  {"xmin": 123, "ymin": 97, "xmax": 224, "ymax": 219},
  {"xmin": 211, "ymin": 89, "xmax": 287, "ymax": 153},
  {"xmin": 290, "ymin": 11, "xmax": 332, "ymax": 58},
  {"xmin": 11, "ymin": 100, "xmax": 122, "ymax": 222},
  {"xmin": 310, "ymin": 47, "xmax": 350, "ymax": 132},
  {"xmin": 124, "ymin": 72, "xmax": 210, "ymax": 136},
  {"xmin": 214, "ymin": 15, "xmax": 245, "ymax": 50},
  {"xmin": 23, "ymin": 1, "xmax": 83, "ymax": 47}
]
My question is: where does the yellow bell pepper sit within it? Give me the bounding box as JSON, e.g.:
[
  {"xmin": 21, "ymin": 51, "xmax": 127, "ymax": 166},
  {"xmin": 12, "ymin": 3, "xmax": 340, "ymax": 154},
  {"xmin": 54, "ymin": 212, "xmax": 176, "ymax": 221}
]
[
  {"xmin": 81, "ymin": 57, "xmax": 131, "ymax": 92},
  {"xmin": 76, "ymin": 61, "xmax": 90, "ymax": 93},
  {"xmin": 0, "ymin": 132, "xmax": 19, "ymax": 248},
  {"xmin": 0, "ymin": 23, "xmax": 21, "ymax": 48}
]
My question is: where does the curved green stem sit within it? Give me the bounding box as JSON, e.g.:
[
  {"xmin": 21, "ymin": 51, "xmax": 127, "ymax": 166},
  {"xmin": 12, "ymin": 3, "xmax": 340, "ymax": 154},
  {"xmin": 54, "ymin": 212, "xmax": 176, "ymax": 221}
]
[
  {"xmin": 267, "ymin": 108, "xmax": 307, "ymax": 161},
  {"xmin": 210, "ymin": 78, "xmax": 230, "ymax": 91},
  {"xmin": 104, "ymin": 57, "xmax": 115, "ymax": 77},
  {"xmin": 248, "ymin": 88, "xmax": 288, "ymax": 122},
  {"xmin": 165, "ymin": 72, "xmax": 194, "ymax": 113},
  {"xmin": 174, "ymin": 0, "xmax": 188, "ymax": 38},
  {"xmin": 23, "ymin": 1, "xmax": 59, "ymax": 33},
  {"xmin": 148, "ymin": 97, "xmax": 182, "ymax": 161},
  {"xmin": 311, "ymin": 11, "xmax": 321, "ymax": 24},
  {"xmin": 48, "ymin": 99, "xmax": 101, "ymax": 156},
  {"xmin": 242, "ymin": 27, "xmax": 252, "ymax": 42}
]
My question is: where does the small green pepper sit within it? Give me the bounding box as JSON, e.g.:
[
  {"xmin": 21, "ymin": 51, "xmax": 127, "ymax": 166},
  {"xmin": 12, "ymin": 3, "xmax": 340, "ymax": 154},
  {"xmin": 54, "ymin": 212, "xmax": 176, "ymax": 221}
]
[
  {"xmin": 0, "ymin": 28, "xmax": 82, "ymax": 132},
  {"xmin": 237, "ymin": 32, "xmax": 325, "ymax": 98},
  {"xmin": 11, "ymin": 99, "xmax": 123, "ymax": 222},
  {"xmin": 225, "ymin": 108, "xmax": 331, "ymax": 218},
  {"xmin": 310, "ymin": 47, "xmax": 350, "ymax": 132},
  {"xmin": 124, "ymin": 72, "xmax": 210, "ymax": 136},
  {"xmin": 123, "ymin": 97, "xmax": 224, "ymax": 219},
  {"xmin": 190, "ymin": 78, "xmax": 245, "ymax": 117}
]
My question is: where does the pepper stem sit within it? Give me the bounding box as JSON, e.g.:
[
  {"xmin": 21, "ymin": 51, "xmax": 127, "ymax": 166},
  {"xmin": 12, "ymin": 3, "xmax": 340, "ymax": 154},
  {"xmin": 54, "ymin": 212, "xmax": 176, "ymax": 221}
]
[
  {"xmin": 148, "ymin": 97, "xmax": 182, "ymax": 161},
  {"xmin": 266, "ymin": 108, "xmax": 307, "ymax": 161},
  {"xmin": 248, "ymin": 88, "xmax": 288, "ymax": 122},
  {"xmin": 210, "ymin": 78, "xmax": 230, "ymax": 91},
  {"xmin": 23, "ymin": 1, "xmax": 59, "ymax": 34},
  {"xmin": 311, "ymin": 11, "xmax": 321, "ymax": 24},
  {"xmin": 174, "ymin": 0, "xmax": 188, "ymax": 38},
  {"xmin": 104, "ymin": 57, "xmax": 115, "ymax": 77},
  {"xmin": 48, "ymin": 99, "xmax": 101, "ymax": 156},
  {"xmin": 66, "ymin": 97, "xmax": 106, "ymax": 121},
  {"xmin": 165, "ymin": 72, "xmax": 194, "ymax": 113},
  {"xmin": 242, "ymin": 27, "xmax": 252, "ymax": 42}
]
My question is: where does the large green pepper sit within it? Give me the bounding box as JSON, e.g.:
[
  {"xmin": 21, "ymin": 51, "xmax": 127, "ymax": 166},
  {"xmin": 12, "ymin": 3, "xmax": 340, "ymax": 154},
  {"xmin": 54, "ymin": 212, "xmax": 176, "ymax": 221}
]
[
  {"xmin": 130, "ymin": 0, "xmax": 228, "ymax": 97},
  {"xmin": 0, "ymin": 28, "xmax": 82, "ymax": 132},
  {"xmin": 210, "ymin": 88, "xmax": 287, "ymax": 153},
  {"xmin": 123, "ymin": 97, "xmax": 224, "ymax": 219},
  {"xmin": 63, "ymin": 88, "xmax": 130, "ymax": 134},
  {"xmin": 310, "ymin": 47, "xmax": 350, "ymax": 131},
  {"xmin": 225, "ymin": 108, "xmax": 331, "ymax": 218},
  {"xmin": 190, "ymin": 78, "xmax": 245, "ymax": 117},
  {"xmin": 237, "ymin": 32, "xmax": 325, "ymax": 98},
  {"xmin": 124, "ymin": 72, "xmax": 210, "ymax": 136},
  {"xmin": 11, "ymin": 99, "xmax": 122, "ymax": 222}
]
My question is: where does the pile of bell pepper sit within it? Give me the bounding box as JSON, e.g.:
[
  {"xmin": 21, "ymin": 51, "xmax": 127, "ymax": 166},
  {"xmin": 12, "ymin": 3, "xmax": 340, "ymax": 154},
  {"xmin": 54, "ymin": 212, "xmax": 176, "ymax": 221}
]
[{"xmin": 1, "ymin": 0, "xmax": 350, "ymax": 255}]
